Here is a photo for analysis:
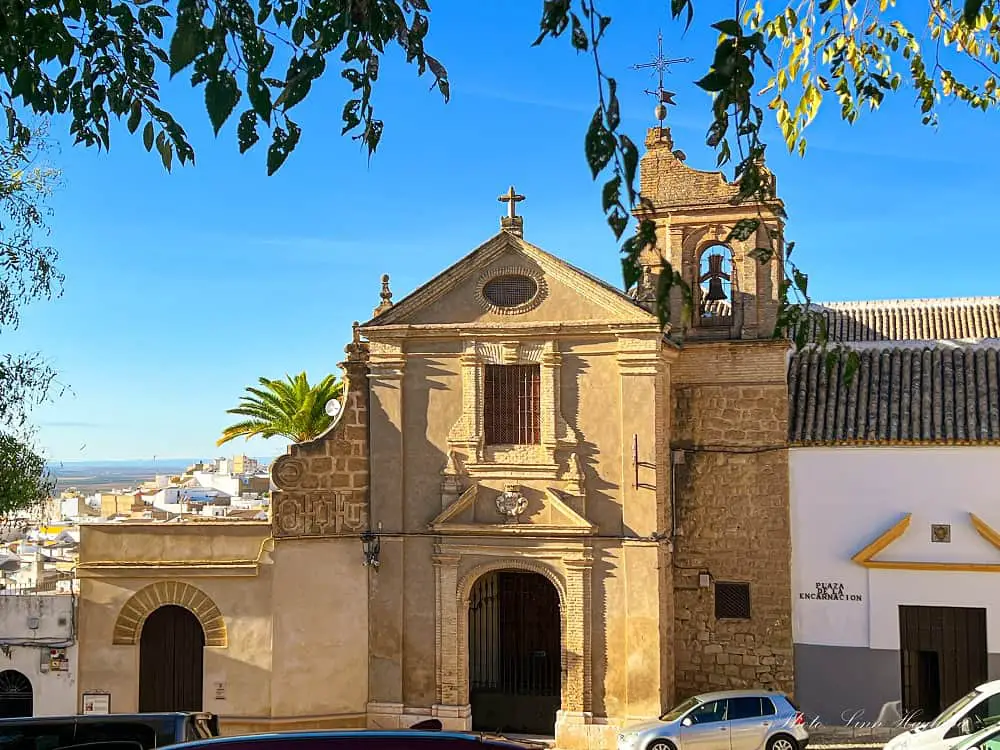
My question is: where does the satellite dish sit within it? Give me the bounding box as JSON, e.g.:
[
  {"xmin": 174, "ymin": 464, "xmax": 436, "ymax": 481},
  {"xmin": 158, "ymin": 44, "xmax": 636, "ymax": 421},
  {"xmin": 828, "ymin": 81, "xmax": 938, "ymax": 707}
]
[{"xmin": 325, "ymin": 399, "xmax": 342, "ymax": 418}]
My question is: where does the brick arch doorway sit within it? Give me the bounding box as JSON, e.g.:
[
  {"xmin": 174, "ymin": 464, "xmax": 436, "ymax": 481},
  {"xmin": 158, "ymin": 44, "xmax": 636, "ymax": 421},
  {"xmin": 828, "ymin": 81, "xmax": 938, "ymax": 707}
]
[
  {"xmin": 468, "ymin": 570, "xmax": 561, "ymax": 735},
  {"xmin": 139, "ymin": 605, "xmax": 205, "ymax": 712}
]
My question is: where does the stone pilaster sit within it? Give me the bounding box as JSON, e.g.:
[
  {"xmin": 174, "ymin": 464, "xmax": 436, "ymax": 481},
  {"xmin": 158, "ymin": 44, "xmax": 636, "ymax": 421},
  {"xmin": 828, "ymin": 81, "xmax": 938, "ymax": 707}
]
[
  {"xmin": 563, "ymin": 556, "xmax": 593, "ymax": 713},
  {"xmin": 540, "ymin": 341, "xmax": 560, "ymax": 462},
  {"xmin": 614, "ymin": 333, "xmax": 675, "ymax": 723},
  {"xmin": 367, "ymin": 339, "xmax": 406, "ymax": 715}
]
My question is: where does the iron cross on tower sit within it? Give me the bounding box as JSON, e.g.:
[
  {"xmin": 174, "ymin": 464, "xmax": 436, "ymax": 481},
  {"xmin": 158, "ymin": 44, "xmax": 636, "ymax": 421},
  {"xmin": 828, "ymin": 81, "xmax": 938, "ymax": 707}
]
[{"xmin": 631, "ymin": 30, "xmax": 692, "ymax": 129}]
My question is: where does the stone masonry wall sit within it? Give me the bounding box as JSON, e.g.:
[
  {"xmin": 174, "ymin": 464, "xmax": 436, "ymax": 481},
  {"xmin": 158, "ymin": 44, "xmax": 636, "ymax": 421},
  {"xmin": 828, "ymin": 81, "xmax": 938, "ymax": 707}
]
[
  {"xmin": 270, "ymin": 330, "xmax": 371, "ymax": 538},
  {"xmin": 670, "ymin": 341, "xmax": 794, "ymax": 698}
]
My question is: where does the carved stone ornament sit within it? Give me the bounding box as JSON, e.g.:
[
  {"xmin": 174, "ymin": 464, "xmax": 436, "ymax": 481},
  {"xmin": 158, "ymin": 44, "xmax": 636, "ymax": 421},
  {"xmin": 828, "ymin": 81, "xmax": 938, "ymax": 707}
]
[
  {"xmin": 564, "ymin": 451, "xmax": 584, "ymax": 496},
  {"xmin": 271, "ymin": 455, "xmax": 305, "ymax": 490},
  {"xmin": 495, "ymin": 484, "xmax": 528, "ymax": 520},
  {"xmin": 475, "ymin": 265, "xmax": 548, "ymax": 316}
]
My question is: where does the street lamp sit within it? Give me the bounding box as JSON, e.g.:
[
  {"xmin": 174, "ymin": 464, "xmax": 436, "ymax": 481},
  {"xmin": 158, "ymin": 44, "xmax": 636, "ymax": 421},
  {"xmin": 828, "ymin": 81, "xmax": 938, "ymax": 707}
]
[{"xmin": 361, "ymin": 522, "xmax": 382, "ymax": 569}]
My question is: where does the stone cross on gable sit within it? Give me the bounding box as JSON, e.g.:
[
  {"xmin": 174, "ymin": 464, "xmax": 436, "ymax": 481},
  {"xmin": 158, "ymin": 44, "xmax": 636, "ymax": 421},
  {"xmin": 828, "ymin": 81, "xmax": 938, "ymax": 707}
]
[
  {"xmin": 498, "ymin": 185, "xmax": 525, "ymax": 238},
  {"xmin": 498, "ymin": 186, "xmax": 525, "ymax": 219}
]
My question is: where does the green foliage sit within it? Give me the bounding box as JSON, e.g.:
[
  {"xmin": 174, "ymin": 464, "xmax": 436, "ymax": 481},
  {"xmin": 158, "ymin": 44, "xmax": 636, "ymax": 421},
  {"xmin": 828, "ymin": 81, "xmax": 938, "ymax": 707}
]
[
  {"xmin": 0, "ymin": 432, "xmax": 53, "ymax": 520},
  {"xmin": 2, "ymin": 0, "xmax": 997, "ymax": 350},
  {"xmin": 533, "ymin": 0, "xmax": 1000, "ymax": 353},
  {"xmin": 0, "ymin": 123, "xmax": 62, "ymax": 520},
  {"xmin": 0, "ymin": 124, "xmax": 62, "ymax": 429},
  {"xmin": 0, "ymin": 0, "xmax": 448, "ymax": 173},
  {"xmin": 217, "ymin": 371, "xmax": 344, "ymax": 446}
]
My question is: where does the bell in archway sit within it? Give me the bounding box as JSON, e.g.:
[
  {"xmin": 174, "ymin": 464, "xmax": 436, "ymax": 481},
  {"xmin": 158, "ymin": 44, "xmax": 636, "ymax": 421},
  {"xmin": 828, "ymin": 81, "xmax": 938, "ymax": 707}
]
[
  {"xmin": 705, "ymin": 276, "xmax": 727, "ymax": 302},
  {"xmin": 701, "ymin": 253, "xmax": 730, "ymax": 302}
]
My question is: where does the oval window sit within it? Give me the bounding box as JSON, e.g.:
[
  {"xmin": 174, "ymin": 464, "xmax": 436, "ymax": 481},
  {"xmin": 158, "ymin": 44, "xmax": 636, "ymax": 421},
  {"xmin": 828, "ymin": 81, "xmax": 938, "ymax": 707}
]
[{"xmin": 483, "ymin": 274, "xmax": 538, "ymax": 309}]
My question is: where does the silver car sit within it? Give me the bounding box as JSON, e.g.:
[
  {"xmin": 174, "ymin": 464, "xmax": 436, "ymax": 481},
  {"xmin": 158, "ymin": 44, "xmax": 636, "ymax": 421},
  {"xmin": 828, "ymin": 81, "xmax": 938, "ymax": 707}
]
[{"xmin": 617, "ymin": 689, "xmax": 809, "ymax": 750}]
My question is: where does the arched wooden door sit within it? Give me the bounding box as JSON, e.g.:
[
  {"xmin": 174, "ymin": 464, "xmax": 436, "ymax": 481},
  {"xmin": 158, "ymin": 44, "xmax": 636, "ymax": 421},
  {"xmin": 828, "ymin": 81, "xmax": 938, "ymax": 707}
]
[
  {"xmin": 0, "ymin": 670, "xmax": 32, "ymax": 718},
  {"xmin": 139, "ymin": 605, "xmax": 205, "ymax": 712}
]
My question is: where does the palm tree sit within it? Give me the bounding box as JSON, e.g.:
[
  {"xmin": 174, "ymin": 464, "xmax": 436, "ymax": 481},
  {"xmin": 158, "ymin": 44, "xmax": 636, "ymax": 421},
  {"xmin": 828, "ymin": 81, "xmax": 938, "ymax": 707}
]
[{"xmin": 217, "ymin": 372, "xmax": 344, "ymax": 446}]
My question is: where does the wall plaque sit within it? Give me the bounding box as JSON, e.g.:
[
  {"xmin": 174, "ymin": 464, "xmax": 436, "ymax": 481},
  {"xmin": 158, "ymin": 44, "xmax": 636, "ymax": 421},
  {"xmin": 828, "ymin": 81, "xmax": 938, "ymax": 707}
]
[
  {"xmin": 798, "ymin": 581, "xmax": 863, "ymax": 602},
  {"xmin": 82, "ymin": 692, "xmax": 110, "ymax": 715}
]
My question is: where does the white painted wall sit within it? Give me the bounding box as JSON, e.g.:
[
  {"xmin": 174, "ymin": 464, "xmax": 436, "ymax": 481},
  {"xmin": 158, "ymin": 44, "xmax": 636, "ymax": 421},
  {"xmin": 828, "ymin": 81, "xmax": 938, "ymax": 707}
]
[
  {"xmin": 0, "ymin": 645, "xmax": 78, "ymax": 715},
  {"xmin": 0, "ymin": 595, "xmax": 77, "ymax": 715},
  {"xmin": 791, "ymin": 446, "xmax": 1000, "ymax": 650},
  {"xmin": 192, "ymin": 471, "xmax": 240, "ymax": 497}
]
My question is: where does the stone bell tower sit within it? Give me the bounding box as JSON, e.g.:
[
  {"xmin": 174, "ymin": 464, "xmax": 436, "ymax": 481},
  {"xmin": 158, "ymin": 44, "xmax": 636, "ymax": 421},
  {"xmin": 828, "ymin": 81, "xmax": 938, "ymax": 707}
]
[
  {"xmin": 634, "ymin": 126, "xmax": 785, "ymax": 341},
  {"xmin": 634, "ymin": 119, "xmax": 795, "ymax": 699}
]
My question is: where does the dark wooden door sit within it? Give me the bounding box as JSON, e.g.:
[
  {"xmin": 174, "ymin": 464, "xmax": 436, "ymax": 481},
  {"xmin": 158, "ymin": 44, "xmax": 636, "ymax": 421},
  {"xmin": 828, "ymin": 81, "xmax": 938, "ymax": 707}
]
[
  {"xmin": 139, "ymin": 605, "xmax": 205, "ymax": 712},
  {"xmin": 469, "ymin": 571, "xmax": 561, "ymax": 735},
  {"xmin": 900, "ymin": 605, "xmax": 987, "ymax": 719}
]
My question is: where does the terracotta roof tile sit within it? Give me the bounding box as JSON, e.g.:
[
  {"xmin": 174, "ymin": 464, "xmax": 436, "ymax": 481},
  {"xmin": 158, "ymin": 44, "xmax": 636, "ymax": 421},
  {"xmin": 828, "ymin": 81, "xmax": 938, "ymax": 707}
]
[
  {"xmin": 789, "ymin": 345, "xmax": 1000, "ymax": 444},
  {"xmin": 812, "ymin": 297, "xmax": 1000, "ymax": 342}
]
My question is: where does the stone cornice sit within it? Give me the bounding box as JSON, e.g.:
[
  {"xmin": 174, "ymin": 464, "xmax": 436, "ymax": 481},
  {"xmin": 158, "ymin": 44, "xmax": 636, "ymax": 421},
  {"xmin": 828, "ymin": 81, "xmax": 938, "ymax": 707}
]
[
  {"xmin": 76, "ymin": 561, "xmax": 260, "ymax": 578},
  {"xmin": 616, "ymin": 332, "xmax": 664, "ymax": 375},
  {"xmin": 431, "ymin": 523, "xmax": 596, "ymax": 538},
  {"xmin": 635, "ymin": 202, "xmax": 786, "ymax": 222},
  {"xmin": 361, "ymin": 321, "xmax": 662, "ymax": 340},
  {"xmin": 367, "ymin": 338, "xmax": 406, "ymax": 379}
]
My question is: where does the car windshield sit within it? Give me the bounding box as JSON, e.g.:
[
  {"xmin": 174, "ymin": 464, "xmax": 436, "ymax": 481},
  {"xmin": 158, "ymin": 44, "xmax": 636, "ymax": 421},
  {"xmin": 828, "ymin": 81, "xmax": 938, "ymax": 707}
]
[
  {"xmin": 660, "ymin": 697, "xmax": 701, "ymax": 722},
  {"xmin": 953, "ymin": 725, "xmax": 1000, "ymax": 750},
  {"xmin": 930, "ymin": 691, "xmax": 982, "ymax": 729}
]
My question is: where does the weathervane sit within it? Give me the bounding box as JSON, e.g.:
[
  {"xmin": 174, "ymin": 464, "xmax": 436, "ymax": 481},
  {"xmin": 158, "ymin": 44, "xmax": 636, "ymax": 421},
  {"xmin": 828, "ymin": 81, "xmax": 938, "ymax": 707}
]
[{"xmin": 631, "ymin": 30, "xmax": 692, "ymax": 130}]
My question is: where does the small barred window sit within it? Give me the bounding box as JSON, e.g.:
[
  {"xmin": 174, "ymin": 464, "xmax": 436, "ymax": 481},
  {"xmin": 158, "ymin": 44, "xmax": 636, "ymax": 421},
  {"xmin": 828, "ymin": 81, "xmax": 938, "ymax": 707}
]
[
  {"xmin": 482, "ymin": 274, "xmax": 538, "ymax": 309},
  {"xmin": 715, "ymin": 581, "xmax": 751, "ymax": 619}
]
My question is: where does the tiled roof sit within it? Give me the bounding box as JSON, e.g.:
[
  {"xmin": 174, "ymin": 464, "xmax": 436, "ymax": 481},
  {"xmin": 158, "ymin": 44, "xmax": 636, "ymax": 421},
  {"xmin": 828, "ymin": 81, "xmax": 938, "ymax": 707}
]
[
  {"xmin": 811, "ymin": 297, "xmax": 1000, "ymax": 342},
  {"xmin": 789, "ymin": 345, "xmax": 1000, "ymax": 444}
]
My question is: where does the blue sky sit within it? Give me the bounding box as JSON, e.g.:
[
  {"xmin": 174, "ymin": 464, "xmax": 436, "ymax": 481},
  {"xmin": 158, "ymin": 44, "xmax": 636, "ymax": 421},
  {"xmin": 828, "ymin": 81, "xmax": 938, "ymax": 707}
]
[{"xmin": 6, "ymin": 0, "xmax": 998, "ymax": 461}]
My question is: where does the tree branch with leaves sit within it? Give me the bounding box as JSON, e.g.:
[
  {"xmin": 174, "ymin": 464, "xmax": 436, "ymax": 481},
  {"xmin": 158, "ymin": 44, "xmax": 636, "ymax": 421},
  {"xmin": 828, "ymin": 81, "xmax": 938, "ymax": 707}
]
[
  {"xmin": 2, "ymin": 0, "xmax": 998, "ymax": 350},
  {"xmin": 0, "ymin": 123, "xmax": 62, "ymax": 520}
]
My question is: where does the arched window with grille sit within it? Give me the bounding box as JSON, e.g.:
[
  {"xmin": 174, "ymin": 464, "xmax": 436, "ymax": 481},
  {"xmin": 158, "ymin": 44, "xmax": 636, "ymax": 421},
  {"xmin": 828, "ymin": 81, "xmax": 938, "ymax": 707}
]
[{"xmin": 0, "ymin": 670, "xmax": 32, "ymax": 718}]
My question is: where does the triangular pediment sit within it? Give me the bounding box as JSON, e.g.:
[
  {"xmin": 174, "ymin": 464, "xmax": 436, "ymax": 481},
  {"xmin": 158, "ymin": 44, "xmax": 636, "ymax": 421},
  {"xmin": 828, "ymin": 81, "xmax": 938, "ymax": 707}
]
[
  {"xmin": 430, "ymin": 483, "xmax": 596, "ymax": 536},
  {"xmin": 852, "ymin": 512, "xmax": 1000, "ymax": 572},
  {"xmin": 363, "ymin": 232, "xmax": 655, "ymax": 328}
]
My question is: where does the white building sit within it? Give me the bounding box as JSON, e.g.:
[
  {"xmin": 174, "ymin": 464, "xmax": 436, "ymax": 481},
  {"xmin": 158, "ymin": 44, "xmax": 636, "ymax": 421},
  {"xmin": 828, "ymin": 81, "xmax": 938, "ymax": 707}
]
[
  {"xmin": 0, "ymin": 594, "xmax": 76, "ymax": 716},
  {"xmin": 789, "ymin": 297, "xmax": 1000, "ymax": 725}
]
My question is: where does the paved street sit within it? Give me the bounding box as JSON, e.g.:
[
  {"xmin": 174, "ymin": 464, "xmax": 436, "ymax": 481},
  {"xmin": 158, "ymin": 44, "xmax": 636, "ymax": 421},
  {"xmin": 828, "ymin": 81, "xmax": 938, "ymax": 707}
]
[{"xmin": 808, "ymin": 723, "xmax": 907, "ymax": 749}]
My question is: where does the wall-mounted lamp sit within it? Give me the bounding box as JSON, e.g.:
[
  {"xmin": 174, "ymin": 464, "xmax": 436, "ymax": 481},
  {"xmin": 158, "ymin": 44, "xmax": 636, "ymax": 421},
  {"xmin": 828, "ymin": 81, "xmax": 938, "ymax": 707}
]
[
  {"xmin": 361, "ymin": 522, "xmax": 382, "ymax": 569},
  {"xmin": 698, "ymin": 571, "xmax": 713, "ymax": 589}
]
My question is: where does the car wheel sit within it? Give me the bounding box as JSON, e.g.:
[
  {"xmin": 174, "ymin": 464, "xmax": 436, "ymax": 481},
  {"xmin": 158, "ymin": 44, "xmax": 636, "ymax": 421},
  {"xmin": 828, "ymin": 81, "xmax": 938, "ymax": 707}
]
[
  {"xmin": 767, "ymin": 734, "xmax": 798, "ymax": 750},
  {"xmin": 647, "ymin": 740, "xmax": 676, "ymax": 750}
]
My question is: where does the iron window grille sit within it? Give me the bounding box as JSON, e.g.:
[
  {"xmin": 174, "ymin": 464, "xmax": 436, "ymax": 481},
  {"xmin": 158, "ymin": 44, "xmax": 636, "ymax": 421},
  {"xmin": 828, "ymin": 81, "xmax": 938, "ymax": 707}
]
[
  {"xmin": 715, "ymin": 581, "xmax": 751, "ymax": 619},
  {"xmin": 483, "ymin": 274, "xmax": 538, "ymax": 309},
  {"xmin": 484, "ymin": 364, "xmax": 541, "ymax": 445}
]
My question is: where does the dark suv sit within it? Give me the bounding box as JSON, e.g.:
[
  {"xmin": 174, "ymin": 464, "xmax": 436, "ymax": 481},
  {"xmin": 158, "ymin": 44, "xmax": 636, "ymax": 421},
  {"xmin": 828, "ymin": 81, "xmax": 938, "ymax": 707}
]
[
  {"xmin": 0, "ymin": 712, "xmax": 219, "ymax": 750},
  {"xmin": 160, "ymin": 731, "xmax": 543, "ymax": 750}
]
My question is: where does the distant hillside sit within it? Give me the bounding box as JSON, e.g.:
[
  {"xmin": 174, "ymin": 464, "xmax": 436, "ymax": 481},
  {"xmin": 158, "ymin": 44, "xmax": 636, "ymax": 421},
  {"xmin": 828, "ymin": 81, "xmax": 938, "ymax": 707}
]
[{"xmin": 47, "ymin": 458, "xmax": 275, "ymax": 493}]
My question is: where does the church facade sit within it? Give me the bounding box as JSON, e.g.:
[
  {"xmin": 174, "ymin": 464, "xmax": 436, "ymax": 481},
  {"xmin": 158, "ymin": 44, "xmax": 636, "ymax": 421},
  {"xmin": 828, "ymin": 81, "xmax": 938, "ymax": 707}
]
[{"xmin": 75, "ymin": 126, "xmax": 797, "ymax": 749}]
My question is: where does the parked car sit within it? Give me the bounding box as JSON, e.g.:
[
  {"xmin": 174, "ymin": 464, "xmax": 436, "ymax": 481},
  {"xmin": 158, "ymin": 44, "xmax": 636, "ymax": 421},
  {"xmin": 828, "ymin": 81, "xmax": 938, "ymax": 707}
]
[
  {"xmin": 949, "ymin": 721, "xmax": 1000, "ymax": 750},
  {"xmin": 159, "ymin": 730, "xmax": 544, "ymax": 750},
  {"xmin": 884, "ymin": 681, "xmax": 1000, "ymax": 750},
  {"xmin": 616, "ymin": 689, "xmax": 809, "ymax": 750},
  {"xmin": 0, "ymin": 712, "xmax": 219, "ymax": 750}
]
